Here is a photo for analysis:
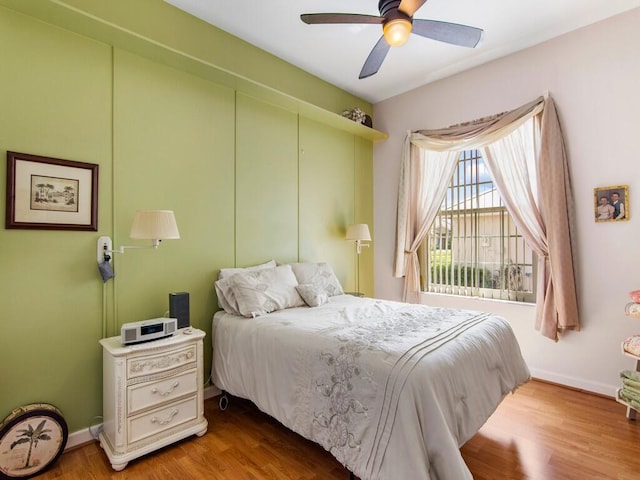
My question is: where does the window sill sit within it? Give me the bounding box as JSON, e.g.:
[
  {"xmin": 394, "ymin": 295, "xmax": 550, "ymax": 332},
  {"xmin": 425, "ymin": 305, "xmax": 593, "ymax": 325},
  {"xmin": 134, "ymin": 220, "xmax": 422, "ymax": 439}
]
[
  {"xmin": 421, "ymin": 290, "xmax": 535, "ymax": 307},
  {"xmin": 419, "ymin": 291, "xmax": 536, "ymax": 322}
]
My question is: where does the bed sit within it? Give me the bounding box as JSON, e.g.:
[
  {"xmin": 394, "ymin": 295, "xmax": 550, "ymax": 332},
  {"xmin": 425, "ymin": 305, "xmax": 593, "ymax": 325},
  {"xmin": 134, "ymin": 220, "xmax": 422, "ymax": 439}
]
[{"xmin": 212, "ymin": 262, "xmax": 530, "ymax": 480}]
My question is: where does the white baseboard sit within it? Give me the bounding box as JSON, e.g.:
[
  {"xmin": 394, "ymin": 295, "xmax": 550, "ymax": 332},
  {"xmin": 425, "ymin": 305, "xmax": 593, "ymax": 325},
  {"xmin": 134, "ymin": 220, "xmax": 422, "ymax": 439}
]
[
  {"xmin": 65, "ymin": 385, "xmax": 222, "ymax": 452},
  {"xmin": 529, "ymin": 367, "xmax": 617, "ymax": 398},
  {"xmin": 66, "ymin": 426, "xmax": 100, "ymax": 450},
  {"xmin": 204, "ymin": 384, "xmax": 221, "ymax": 399}
]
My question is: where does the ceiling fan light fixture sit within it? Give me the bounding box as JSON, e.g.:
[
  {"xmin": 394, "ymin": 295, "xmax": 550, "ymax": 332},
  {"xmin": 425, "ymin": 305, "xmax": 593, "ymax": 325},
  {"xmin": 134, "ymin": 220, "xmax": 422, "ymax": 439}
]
[
  {"xmin": 300, "ymin": 0, "xmax": 483, "ymax": 79},
  {"xmin": 383, "ymin": 18, "xmax": 412, "ymax": 46}
]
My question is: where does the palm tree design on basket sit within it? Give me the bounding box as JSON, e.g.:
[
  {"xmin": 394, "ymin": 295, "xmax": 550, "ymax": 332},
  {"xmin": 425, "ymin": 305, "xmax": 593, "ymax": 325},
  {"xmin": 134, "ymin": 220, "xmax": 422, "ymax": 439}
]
[{"xmin": 10, "ymin": 419, "xmax": 52, "ymax": 470}]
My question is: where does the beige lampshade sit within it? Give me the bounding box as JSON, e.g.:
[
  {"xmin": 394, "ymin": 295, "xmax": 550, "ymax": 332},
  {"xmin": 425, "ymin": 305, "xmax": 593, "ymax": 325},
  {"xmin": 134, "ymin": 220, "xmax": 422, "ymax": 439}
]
[
  {"xmin": 130, "ymin": 210, "xmax": 180, "ymax": 240},
  {"xmin": 345, "ymin": 223, "xmax": 371, "ymax": 241}
]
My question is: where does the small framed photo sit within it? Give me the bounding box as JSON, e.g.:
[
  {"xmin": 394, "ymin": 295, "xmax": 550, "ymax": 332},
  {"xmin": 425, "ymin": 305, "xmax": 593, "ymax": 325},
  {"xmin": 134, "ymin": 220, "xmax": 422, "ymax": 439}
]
[
  {"xmin": 5, "ymin": 151, "xmax": 99, "ymax": 231},
  {"xmin": 594, "ymin": 185, "xmax": 629, "ymax": 222}
]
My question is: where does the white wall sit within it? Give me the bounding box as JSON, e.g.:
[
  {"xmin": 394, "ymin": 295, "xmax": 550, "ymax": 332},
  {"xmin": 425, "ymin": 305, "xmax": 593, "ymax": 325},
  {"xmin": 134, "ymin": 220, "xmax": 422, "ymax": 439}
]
[{"xmin": 373, "ymin": 9, "xmax": 640, "ymax": 396}]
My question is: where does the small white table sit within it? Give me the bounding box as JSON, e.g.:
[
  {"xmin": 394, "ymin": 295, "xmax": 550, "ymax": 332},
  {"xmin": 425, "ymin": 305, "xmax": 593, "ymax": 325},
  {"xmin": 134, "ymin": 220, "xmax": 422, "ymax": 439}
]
[{"xmin": 99, "ymin": 328, "xmax": 208, "ymax": 470}]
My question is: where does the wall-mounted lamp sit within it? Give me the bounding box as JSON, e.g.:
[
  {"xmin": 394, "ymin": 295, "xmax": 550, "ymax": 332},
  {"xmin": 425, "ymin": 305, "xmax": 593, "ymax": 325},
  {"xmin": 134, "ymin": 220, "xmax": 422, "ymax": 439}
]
[
  {"xmin": 345, "ymin": 223, "xmax": 371, "ymax": 295},
  {"xmin": 97, "ymin": 210, "xmax": 180, "ymax": 265},
  {"xmin": 346, "ymin": 223, "xmax": 371, "ymax": 255}
]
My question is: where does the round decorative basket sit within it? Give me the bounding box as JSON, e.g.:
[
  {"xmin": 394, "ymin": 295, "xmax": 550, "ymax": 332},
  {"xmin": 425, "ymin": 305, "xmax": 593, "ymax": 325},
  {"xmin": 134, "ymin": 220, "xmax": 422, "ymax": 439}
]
[{"xmin": 0, "ymin": 404, "xmax": 68, "ymax": 479}]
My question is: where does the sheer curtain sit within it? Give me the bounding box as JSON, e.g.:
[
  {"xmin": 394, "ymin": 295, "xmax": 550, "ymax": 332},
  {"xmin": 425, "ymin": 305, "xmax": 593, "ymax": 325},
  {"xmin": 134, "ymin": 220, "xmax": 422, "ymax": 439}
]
[
  {"xmin": 394, "ymin": 143, "xmax": 459, "ymax": 303},
  {"xmin": 394, "ymin": 96, "xmax": 579, "ymax": 340}
]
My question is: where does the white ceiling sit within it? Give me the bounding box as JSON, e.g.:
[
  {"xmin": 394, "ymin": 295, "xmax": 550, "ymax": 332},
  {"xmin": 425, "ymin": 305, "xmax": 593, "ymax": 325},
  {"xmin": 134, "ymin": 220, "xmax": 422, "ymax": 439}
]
[{"xmin": 164, "ymin": 0, "xmax": 640, "ymax": 104}]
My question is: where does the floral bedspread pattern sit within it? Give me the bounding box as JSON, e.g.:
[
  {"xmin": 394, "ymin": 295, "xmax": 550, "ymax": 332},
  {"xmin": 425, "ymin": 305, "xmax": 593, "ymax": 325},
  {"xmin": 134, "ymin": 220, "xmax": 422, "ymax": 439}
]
[{"xmin": 295, "ymin": 301, "xmax": 492, "ymax": 478}]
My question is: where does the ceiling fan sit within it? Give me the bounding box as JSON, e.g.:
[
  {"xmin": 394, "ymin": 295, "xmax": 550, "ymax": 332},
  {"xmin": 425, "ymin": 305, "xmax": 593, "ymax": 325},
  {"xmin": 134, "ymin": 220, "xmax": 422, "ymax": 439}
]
[{"xmin": 301, "ymin": 0, "xmax": 484, "ymax": 79}]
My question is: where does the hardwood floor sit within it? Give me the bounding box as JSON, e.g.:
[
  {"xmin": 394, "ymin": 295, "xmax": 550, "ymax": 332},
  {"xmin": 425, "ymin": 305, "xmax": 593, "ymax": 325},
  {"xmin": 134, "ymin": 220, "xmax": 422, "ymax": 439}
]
[
  {"xmin": 39, "ymin": 380, "xmax": 640, "ymax": 479},
  {"xmin": 461, "ymin": 381, "xmax": 640, "ymax": 480}
]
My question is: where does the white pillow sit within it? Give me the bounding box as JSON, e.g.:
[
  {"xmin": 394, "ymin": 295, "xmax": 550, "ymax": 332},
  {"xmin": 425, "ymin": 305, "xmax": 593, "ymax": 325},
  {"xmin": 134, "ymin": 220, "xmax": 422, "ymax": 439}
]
[
  {"xmin": 228, "ymin": 264, "xmax": 305, "ymax": 317},
  {"xmin": 296, "ymin": 283, "xmax": 329, "ymax": 307},
  {"xmin": 218, "ymin": 260, "xmax": 276, "ymax": 280},
  {"xmin": 290, "ymin": 262, "xmax": 344, "ymax": 297},
  {"xmin": 215, "ymin": 260, "xmax": 277, "ymax": 315},
  {"xmin": 215, "ymin": 278, "xmax": 239, "ymax": 315}
]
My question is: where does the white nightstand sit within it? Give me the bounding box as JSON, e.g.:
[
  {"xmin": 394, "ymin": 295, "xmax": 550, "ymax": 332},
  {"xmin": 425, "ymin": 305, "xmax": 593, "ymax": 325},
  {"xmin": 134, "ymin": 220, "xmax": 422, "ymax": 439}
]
[{"xmin": 98, "ymin": 328, "xmax": 208, "ymax": 470}]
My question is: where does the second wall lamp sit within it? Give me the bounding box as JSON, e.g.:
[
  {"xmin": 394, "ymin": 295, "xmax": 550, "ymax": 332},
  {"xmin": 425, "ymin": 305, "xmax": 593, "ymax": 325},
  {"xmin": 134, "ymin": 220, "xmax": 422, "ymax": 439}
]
[{"xmin": 345, "ymin": 223, "xmax": 371, "ymax": 295}]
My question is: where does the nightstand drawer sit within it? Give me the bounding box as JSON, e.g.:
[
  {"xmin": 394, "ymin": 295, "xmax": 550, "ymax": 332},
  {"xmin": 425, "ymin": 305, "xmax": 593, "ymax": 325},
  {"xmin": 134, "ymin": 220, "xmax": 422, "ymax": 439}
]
[
  {"xmin": 128, "ymin": 370, "xmax": 197, "ymax": 415},
  {"xmin": 128, "ymin": 396, "xmax": 197, "ymax": 444},
  {"xmin": 127, "ymin": 345, "xmax": 196, "ymax": 379}
]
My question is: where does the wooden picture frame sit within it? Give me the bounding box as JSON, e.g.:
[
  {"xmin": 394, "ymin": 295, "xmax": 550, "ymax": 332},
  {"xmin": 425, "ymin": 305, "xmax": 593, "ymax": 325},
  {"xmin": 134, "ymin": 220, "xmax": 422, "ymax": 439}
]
[
  {"xmin": 5, "ymin": 151, "xmax": 98, "ymax": 231},
  {"xmin": 594, "ymin": 185, "xmax": 629, "ymax": 222}
]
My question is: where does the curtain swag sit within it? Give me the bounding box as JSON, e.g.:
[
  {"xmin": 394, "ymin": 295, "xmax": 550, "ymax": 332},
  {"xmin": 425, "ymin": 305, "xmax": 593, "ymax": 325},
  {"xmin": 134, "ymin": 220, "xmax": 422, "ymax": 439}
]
[{"xmin": 394, "ymin": 95, "xmax": 579, "ymax": 341}]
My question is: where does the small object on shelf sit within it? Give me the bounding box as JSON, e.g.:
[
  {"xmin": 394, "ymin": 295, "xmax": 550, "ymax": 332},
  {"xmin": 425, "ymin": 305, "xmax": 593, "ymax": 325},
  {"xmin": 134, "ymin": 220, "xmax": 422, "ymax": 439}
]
[
  {"xmin": 623, "ymin": 335, "xmax": 640, "ymax": 356},
  {"xmin": 625, "ymin": 302, "xmax": 640, "ymax": 319},
  {"xmin": 341, "ymin": 107, "xmax": 365, "ymax": 123},
  {"xmin": 0, "ymin": 403, "xmax": 68, "ymax": 478},
  {"xmin": 341, "ymin": 107, "xmax": 372, "ymax": 127},
  {"xmin": 630, "ymin": 290, "xmax": 640, "ymax": 303}
]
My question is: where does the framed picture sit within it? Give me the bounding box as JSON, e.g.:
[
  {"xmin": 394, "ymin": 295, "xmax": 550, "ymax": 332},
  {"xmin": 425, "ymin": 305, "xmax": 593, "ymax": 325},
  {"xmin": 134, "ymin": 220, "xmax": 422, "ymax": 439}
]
[
  {"xmin": 594, "ymin": 185, "xmax": 629, "ymax": 222},
  {"xmin": 5, "ymin": 151, "xmax": 98, "ymax": 231}
]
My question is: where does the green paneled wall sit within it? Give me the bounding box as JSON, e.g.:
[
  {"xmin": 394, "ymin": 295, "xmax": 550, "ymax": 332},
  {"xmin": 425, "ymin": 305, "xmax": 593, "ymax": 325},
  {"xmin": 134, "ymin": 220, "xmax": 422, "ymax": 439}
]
[
  {"xmin": 355, "ymin": 137, "xmax": 374, "ymax": 297},
  {"xmin": 0, "ymin": 4, "xmax": 375, "ymax": 435},
  {"xmin": 111, "ymin": 49, "xmax": 237, "ymax": 380},
  {"xmin": 0, "ymin": 7, "xmax": 111, "ymax": 432},
  {"xmin": 299, "ymin": 118, "xmax": 356, "ymax": 289},
  {"xmin": 236, "ymin": 95, "xmax": 299, "ymax": 266}
]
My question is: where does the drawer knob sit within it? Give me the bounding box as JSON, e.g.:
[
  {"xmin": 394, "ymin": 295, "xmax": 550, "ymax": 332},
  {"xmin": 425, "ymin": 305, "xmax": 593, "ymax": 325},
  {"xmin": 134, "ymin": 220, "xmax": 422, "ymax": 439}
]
[
  {"xmin": 151, "ymin": 381, "xmax": 180, "ymax": 396},
  {"xmin": 150, "ymin": 409, "xmax": 179, "ymax": 426}
]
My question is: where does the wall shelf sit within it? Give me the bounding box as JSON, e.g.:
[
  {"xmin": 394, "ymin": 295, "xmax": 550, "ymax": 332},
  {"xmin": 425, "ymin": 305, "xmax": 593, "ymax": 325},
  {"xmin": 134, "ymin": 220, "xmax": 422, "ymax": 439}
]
[{"xmin": 0, "ymin": 0, "xmax": 387, "ymax": 143}]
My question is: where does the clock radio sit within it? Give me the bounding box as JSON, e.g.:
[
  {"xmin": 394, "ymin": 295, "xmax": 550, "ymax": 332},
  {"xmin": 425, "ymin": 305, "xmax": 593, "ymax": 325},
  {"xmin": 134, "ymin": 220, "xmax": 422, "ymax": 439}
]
[{"xmin": 121, "ymin": 317, "xmax": 177, "ymax": 345}]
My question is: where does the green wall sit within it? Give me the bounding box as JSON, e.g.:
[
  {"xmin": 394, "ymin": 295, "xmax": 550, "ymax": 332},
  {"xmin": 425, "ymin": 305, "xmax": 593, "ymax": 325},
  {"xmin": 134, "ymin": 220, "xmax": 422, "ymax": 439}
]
[
  {"xmin": 236, "ymin": 95, "xmax": 299, "ymax": 265},
  {"xmin": 0, "ymin": 3, "xmax": 375, "ymax": 434},
  {"xmin": 0, "ymin": 6, "xmax": 111, "ymax": 433}
]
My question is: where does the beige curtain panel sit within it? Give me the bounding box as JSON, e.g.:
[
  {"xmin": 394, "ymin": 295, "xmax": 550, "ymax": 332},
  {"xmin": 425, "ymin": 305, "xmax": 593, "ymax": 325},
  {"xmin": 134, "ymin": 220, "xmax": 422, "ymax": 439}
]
[{"xmin": 395, "ymin": 95, "xmax": 579, "ymax": 341}]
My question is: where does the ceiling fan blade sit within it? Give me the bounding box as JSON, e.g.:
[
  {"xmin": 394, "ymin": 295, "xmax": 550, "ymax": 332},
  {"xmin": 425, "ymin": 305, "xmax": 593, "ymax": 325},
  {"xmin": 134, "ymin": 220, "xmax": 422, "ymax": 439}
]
[
  {"xmin": 359, "ymin": 36, "xmax": 391, "ymax": 79},
  {"xmin": 412, "ymin": 19, "xmax": 484, "ymax": 47},
  {"xmin": 301, "ymin": 13, "xmax": 383, "ymax": 25},
  {"xmin": 398, "ymin": 0, "xmax": 428, "ymax": 17}
]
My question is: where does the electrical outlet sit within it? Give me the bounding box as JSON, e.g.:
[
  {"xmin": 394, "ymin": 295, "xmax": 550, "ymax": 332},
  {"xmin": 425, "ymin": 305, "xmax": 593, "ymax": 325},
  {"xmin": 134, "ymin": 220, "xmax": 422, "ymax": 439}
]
[{"xmin": 97, "ymin": 236, "xmax": 113, "ymax": 264}]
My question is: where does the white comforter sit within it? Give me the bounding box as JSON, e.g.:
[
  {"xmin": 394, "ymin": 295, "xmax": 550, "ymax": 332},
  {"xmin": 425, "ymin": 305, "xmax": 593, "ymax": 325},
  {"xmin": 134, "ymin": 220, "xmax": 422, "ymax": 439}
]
[{"xmin": 212, "ymin": 295, "xmax": 530, "ymax": 480}]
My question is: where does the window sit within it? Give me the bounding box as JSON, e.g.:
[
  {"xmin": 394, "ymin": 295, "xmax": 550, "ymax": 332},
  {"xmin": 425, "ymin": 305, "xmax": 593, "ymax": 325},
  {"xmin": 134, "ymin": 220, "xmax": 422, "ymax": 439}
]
[{"xmin": 418, "ymin": 150, "xmax": 535, "ymax": 302}]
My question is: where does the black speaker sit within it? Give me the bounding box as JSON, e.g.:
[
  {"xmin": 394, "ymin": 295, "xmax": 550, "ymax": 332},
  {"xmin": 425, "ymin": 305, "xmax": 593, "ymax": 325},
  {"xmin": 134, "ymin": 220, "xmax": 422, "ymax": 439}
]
[{"xmin": 169, "ymin": 292, "xmax": 190, "ymax": 329}]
